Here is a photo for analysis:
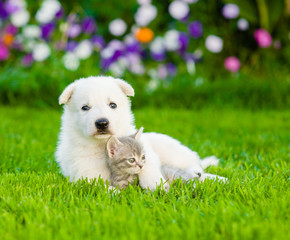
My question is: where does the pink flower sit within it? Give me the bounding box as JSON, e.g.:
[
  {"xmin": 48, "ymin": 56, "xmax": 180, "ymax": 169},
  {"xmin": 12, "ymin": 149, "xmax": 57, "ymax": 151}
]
[
  {"xmin": 254, "ymin": 29, "xmax": 272, "ymax": 48},
  {"xmin": 0, "ymin": 43, "xmax": 9, "ymax": 61},
  {"xmin": 224, "ymin": 56, "xmax": 240, "ymax": 72}
]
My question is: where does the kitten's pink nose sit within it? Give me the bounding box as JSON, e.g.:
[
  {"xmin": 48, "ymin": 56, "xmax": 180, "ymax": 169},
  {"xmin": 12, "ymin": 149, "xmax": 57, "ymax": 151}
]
[{"xmin": 137, "ymin": 163, "xmax": 143, "ymax": 169}]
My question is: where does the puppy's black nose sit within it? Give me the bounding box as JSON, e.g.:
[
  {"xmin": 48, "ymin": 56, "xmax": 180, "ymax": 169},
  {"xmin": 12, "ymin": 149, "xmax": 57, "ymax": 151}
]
[{"xmin": 95, "ymin": 118, "xmax": 109, "ymax": 130}]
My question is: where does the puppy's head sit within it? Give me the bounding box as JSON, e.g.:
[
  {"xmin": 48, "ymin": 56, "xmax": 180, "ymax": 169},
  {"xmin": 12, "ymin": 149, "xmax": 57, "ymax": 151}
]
[{"xmin": 59, "ymin": 76, "xmax": 134, "ymax": 139}]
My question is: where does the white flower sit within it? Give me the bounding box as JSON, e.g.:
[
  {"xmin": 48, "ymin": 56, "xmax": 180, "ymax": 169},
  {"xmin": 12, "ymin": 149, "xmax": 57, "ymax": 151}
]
[
  {"xmin": 124, "ymin": 34, "xmax": 136, "ymax": 45},
  {"xmin": 237, "ymin": 18, "xmax": 249, "ymax": 31},
  {"xmin": 127, "ymin": 53, "xmax": 145, "ymax": 75},
  {"xmin": 59, "ymin": 22, "xmax": 69, "ymax": 33},
  {"xmin": 164, "ymin": 30, "xmax": 180, "ymax": 51},
  {"xmin": 134, "ymin": 4, "xmax": 157, "ymax": 26},
  {"xmin": 137, "ymin": 0, "xmax": 151, "ymax": 5},
  {"xmin": 109, "ymin": 19, "xmax": 127, "ymax": 36},
  {"xmin": 147, "ymin": 69, "xmax": 159, "ymax": 91},
  {"xmin": 74, "ymin": 40, "xmax": 93, "ymax": 60},
  {"xmin": 168, "ymin": 1, "xmax": 189, "ymax": 20},
  {"xmin": 32, "ymin": 42, "xmax": 51, "ymax": 61},
  {"xmin": 222, "ymin": 3, "xmax": 239, "ymax": 19},
  {"xmin": 130, "ymin": 63, "xmax": 145, "ymax": 75},
  {"xmin": 63, "ymin": 52, "xmax": 80, "ymax": 71},
  {"xmin": 10, "ymin": 9, "xmax": 30, "ymax": 27},
  {"xmin": 108, "ymin": 40, "xmax": 124, "ymax": 50},
  {"xmin": 205, "ymin": 35, "xmax": 223, "ymax": 53},
  {"xmin": 109, "ymin": 62, "xmax": 124, "ymax": 77},
  {"xmin": 101, "ymin": 47, "xmax": 115, "ymax": 59},
  {"xmin": 24, "ymin": 39, "xmax": 36, "ymax": 51},
  {"xmin": 22, "ymin": 25, "xmax": 41, "ymax": 39},
  {"xmin": 150, "ymin": 37, "xmax": 165, "ymax": 53},
  {"xmin": 194, "ymin": 49, "xmax": 203, "ymax": 59},
  {"xmin": 186, "ymin": 59, "xmax": 195, "ymax": 75},
  {"xmin": 9, "ymin": 0, "xmax": 27, "ymax": 9},
  {"xmin": 117, "ymin": 57, "xmax": 129, "ymax": 69},
  {"xmin": 36, "ymin": 0, "xmax": 61, "ymax": 24},
  {"xmin": 182, "ymin": 0, "xmax": 198, "ymax": 3}
]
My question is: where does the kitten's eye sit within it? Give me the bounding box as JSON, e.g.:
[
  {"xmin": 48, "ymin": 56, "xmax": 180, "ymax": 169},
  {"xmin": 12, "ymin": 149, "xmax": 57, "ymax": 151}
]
[
  {"xmin": 142, "ymin": 155, "xmax": 145, "ymax": 160},
  {"xmin": 128, "ymin": 158, "xmax": 135, "ymax": 164},
  {"xmin": 81, "ymin": 105, "xmax": 90, "ymax": 111},
  {"xmin": 109, "ymin": 102, "xmax": 117, "ymax": 109}
]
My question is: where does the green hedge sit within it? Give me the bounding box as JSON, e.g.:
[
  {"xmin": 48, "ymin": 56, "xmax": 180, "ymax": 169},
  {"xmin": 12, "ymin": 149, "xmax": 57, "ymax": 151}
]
[{"xmin": 0, "ymin": 56, "xmax": 289, "ymax": 109}]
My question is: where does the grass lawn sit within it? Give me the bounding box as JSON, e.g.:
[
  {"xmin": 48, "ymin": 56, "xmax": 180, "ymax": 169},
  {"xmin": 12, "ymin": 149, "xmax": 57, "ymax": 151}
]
[{"xmin": 0, "ymin": 106, "xmax": 289, "ymax": 240}]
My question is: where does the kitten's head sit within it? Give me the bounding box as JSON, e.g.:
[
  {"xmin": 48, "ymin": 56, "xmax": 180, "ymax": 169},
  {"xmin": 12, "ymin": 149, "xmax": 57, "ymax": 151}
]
[{"xmin": 106, "ymin": 127, "xmax": 145, "ymax": 174}]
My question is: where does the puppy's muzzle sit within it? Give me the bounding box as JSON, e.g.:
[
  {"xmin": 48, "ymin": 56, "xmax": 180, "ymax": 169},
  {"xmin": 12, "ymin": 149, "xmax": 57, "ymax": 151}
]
[{"xmin": 95, "ymin": 118, "xmax": 109, "ymax": 131}]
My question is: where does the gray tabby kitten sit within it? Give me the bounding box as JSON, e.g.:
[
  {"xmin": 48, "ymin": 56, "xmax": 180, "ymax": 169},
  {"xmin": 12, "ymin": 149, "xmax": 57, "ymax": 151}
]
[
  {"xmin": 106, "ymin": 127, "xmax": 145, "ymax": 189},
  {"xmin": 106, "ymin": 127, "xmax": 200, "ymax": 189}
]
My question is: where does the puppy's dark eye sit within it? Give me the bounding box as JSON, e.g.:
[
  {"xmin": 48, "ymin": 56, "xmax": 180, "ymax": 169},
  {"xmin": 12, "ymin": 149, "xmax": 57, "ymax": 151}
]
[
  {"xmin": 81, "ymin": 105, "xmax": 90, "ymax": 111},
  {"xmin": 109, "ymin": 102, "xmax": 117, "ymax": 109}
]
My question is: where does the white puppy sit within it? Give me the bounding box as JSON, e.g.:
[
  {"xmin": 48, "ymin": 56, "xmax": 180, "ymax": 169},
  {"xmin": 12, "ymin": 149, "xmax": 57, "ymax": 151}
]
[{"xmin": 55, "ymin": 76, "xmax": 225, "ymax": 190}]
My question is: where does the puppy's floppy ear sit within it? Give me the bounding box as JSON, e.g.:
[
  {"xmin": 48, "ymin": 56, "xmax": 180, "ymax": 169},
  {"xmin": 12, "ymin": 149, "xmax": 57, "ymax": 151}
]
[
  {"xmin": 107, "ymin": 136, "xmax": 123, "ymax": 158},
  {"xmin": 59, "ymin": 83, "xmax": 75, "ymax": 105},
  {"xmin": 114, "ymin": 78, "xmax": 135, "ymax": 97},
  {"xmin": 131, "ymin": 127, "xmax": 144, "ymax": 141}
]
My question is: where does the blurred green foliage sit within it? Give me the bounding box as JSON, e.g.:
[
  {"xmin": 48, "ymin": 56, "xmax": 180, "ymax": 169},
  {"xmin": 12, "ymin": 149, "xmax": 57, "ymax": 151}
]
[
  {"xmin": 1, "ymin": 0, "xmax": 289, "ymax": 108},
  {"xmin": 0, "ymin": 56, "xmax": 289, "ymax": 109}
]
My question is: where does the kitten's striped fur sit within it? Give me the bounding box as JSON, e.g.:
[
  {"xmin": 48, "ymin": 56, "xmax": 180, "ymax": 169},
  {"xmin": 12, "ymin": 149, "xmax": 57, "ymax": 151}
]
[
  {"xmin": 106, "ymin": 128, "xmax": 145, "ymax": 189},
  {"xmin": 106, "ymin": 127, "xmax": 200, "ymax": 189}
]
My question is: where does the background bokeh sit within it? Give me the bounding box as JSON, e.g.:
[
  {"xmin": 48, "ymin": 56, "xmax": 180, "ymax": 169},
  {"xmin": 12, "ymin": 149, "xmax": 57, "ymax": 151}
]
[{"xmin": 0, "ymin": 0, "xmax": 289, "ymax": 108}]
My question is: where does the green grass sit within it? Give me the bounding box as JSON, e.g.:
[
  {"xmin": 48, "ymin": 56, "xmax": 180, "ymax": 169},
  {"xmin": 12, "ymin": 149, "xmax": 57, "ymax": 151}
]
[{"xmin": 0, "ymin": 106, "xmax": 289, "ymax": 240}]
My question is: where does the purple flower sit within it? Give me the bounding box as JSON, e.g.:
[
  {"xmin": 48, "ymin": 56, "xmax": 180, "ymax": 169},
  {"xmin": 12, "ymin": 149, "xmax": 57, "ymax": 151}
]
[
  {"xmin": 151, "ymin": 51, "xmax": 166, "ymax": 61},
  {"xmin": 158, "ymin": 65, "xmax": 168, "ymax": 79},
  {"xmin": 166, "ymin": 63, "xmax": 177, "ymax": 76},
  {"xmin": 224, "ymin": 56, "xmax": 240, "ymax": 72},
  {"xmin": 101, "ymin": 58, "xmax": 114, "ymax": 69},
  {"xmin": 183, "ymin": 53, "xmax": 195, "ymax": 62},
  {"xmin": 0, "ymin": 2, "xmax": 8, "ymax": 19},
  {"xmin": 4, "ymin": 0, "xmax": 19, "ymax": 14},
  {"xmin": 5, "ymin": 24, "xmax": 18, "ymax": 35},
  {"xmin": 91, "ymin": 35, "xmax": 106, "ymax": 49},
  {"xmin": 125, "ymin": 40, "xmax": 142, "ymax": 53},
  {"xmin": 111, "ymin": 50, "xmax": 124, "ymax": 62},
  {"xmin": 188, "ymin": 21, "xmax": 203, "ymax": 38},
  {"xmin": 41, "ymin": 23, "xmax": 55, "ymax": 40},
  {"xmin": 67, "ymin": 24, "xmax": 82, "ymax": 38},
  {"xmin": 178, "ymin": 32, "xmax": 189, "ymax": 53},
  {"xmin": 180, "ymin": 12, "xmax": 190, "ymax": 23},
  {"xmin": 126, "ymin": 53, "xmax": 141, "ymax": 64},
  {"xmin": 158, "ymin": 63, "xmax": 177, "ymax": 80},
  {"xmin": 82, "ymin": 17, "xmax": 97, "ymax": 34},
  {"xmin": 66, "ymin": 41, "xmax": 78, "ymax": 52},
  {"xmin": 55, "ymin": 7, "xmax": 64, "ymax": 19},
  {"xmin": 21, "ymin": 53, "xmax": 34, "ymax": 66},
  {"xmin": 0, "ymin": 43, "xmax": 9, "ymax": 60},
  {"xmin": 108, "ymin": 40, "xmax": 125, "ymax": 51},
  {"xmin": 254, "ymin": 29, "xmax": 272, "ymax": 48}
]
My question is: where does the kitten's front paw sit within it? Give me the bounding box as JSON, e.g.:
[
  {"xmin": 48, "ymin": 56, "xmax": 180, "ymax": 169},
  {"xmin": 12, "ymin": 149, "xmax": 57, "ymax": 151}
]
[
  {"xmin": 106, "ymin": 185, "xmax": 120, "ymax": 194},
  {"xmin": 163, "ymin": 182, "xmax": 170, "ymax": 192}
]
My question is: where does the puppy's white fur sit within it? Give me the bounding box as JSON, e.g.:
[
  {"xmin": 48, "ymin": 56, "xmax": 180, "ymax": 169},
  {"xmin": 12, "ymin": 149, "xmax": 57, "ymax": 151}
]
[{"xmin": 56, "ymin": 76, "xmax": 225, "ymax": 190}]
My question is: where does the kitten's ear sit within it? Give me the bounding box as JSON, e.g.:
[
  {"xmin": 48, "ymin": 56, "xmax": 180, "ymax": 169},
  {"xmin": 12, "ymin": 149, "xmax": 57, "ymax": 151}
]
[
  {"xmin": 132, "ymin": 127, "xmax": 144, "ymax": 141},
  {"xmin": 107, "ymin": 136, "xmax": 123, "ymax": 158}
]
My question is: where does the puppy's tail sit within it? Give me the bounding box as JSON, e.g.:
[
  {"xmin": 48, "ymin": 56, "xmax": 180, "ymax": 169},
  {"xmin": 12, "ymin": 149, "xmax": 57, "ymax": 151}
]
[{"xmin": 201, "ymin": 156, "xmax": 219, "ymax": 170}]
